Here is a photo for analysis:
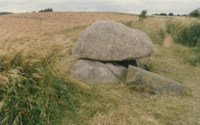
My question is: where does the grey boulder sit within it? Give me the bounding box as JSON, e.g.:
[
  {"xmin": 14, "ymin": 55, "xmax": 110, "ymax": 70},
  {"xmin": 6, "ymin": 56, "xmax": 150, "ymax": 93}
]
[
  {"xmin": 72, "ymin": 21, "xmax": 154, "ymax": 61},
  {"xmin": 71, "ymin": 60, "xmax": 127, "ymax": 83},
  {"xmin": 126, "ymin": 65, "xmax": 187, "ymax": 94}
]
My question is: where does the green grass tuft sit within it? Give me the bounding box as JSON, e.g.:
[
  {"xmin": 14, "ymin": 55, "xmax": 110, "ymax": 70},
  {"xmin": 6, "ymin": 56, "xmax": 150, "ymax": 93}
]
[
  {"xmin": 167, "ymin": 21, "xmax": 200, "ymax": 47},
  {"xmin": 0, "ymin": 52, "xmax": 85, "ymax": 124}
]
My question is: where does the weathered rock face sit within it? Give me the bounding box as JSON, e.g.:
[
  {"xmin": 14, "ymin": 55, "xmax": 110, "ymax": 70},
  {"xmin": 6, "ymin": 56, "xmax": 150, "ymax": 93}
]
[
  {"xmin": 126, "ymin": 65, "xmax": 187, "ymax": 94},
  {"xmin": 71, "ymin": 21, "xmax": 154, "ymax": 83},
  {"xmin": 71, "ymin": 60, "xmax": 127, "ymax": 83},
  {"xmin": 72, "ymin": 21, "xmax": 154, "ymax": 61}
]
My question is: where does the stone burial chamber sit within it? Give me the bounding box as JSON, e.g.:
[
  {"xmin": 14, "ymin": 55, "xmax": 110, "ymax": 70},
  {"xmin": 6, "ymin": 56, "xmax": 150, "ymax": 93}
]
[
  {"xmin": 70, "ymin": 20, "xmax": 187, "ymax": 94},
  {"xmin": 71, "ymin": 20, "xmax": 154, "ymax": 83}
]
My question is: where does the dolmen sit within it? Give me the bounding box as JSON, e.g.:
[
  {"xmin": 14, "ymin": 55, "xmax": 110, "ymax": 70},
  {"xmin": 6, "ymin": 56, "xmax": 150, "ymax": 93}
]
[{"xmin": 71, "ymin": 20, "xmax": 187, "ymax": 94}]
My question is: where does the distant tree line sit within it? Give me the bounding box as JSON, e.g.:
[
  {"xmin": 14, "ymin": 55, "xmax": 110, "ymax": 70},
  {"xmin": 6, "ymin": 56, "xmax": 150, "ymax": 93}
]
[
  {"xmin": 151, "ymin": 8, "xmax": 200, "ymax": 18},
  {"xmin": 38, "ymin": 8, "xmax": 53, "ymax": 12},
  {"xmin": 0, "ymin": 12, "xmax": 14, "ymax": 16},
  {"xmin": 152, "ymin": 13, "xmax": 183, "ymax": 16}
]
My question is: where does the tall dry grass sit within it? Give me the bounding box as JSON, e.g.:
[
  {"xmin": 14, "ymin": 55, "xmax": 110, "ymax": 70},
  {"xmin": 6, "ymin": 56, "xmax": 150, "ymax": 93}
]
[
  {"xmin": 166, "ymin": 16, "xmax": 200, "ymax": 66},
  {"xmin": 0, "ymin": 26, "xmax": 87, "ymax": 124},
  {"xmin": 0, "ymin": 12, "xmax": 139, "ymax": 40},
  {"xmin": 0, "ymin": 13, "xmax": 200, "ymax": 124},
  {"xmin": 123, "ymin": 17, "xmax": 166, "ymax": 45},
  {"xmin": 64, "ymin": 16, "xmax": 200, "ymax": 124}
]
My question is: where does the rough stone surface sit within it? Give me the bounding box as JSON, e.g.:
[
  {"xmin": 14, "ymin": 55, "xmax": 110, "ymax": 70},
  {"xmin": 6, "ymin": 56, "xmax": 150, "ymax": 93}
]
[
  {"xmin": 72, "ymin": 21, "xmax": 154, "ymax": 61},
  {"xmin": 126, "ymin": 65, "xmax": 187, "ymax": 94},
  {"xmin": 71, "ymin": 60, "xmax": 127, "ymax": 83},
  {"xmin": 105, "ymin": 63, "xmax": 127, "ymax": 77}
]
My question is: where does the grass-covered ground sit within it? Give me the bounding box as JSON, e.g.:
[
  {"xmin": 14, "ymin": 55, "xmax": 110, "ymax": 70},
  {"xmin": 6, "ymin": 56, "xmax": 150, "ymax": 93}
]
[{"xmin": 0, "ymin": 13, "xmax": 200, "ymax": 124}]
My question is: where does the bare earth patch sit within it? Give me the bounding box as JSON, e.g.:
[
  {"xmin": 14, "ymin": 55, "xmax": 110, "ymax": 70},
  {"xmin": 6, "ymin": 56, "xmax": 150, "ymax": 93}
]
[{"xmin": 163, "ymin": 33, "xmax": 173, "ymax": 48}]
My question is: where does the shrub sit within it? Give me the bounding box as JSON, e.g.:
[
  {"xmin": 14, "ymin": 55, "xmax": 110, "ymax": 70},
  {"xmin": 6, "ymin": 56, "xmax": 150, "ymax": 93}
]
[
  {"xmin": 139, "ymin": 10, "xmax": 147, "ymax": 20},
  {"xmin": 168, "ymin": 13, "xmax": 174, "ymax": 16},
  {"xmin": 189, "ymin": 8, "xmax": 200, "ymax": 18}
]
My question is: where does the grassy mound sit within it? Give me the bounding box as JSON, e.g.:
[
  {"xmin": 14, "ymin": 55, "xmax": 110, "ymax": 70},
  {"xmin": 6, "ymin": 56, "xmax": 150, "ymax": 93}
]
[{"xmin": 0, "ymin": 14, "xmax": 200, "ymax": 124}]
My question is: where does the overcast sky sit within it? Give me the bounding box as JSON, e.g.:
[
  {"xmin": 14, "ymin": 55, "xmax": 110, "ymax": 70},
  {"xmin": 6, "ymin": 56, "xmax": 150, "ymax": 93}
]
[{"xmin": 0, "ymin": 0, "xmax": 199, "ymax": 15}]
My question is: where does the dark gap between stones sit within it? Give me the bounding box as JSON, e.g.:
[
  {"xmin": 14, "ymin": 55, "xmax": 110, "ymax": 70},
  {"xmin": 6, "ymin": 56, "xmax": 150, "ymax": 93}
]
[{"xmin": 80, "ymin": 58, "xmax": 138, "ymax": 68}]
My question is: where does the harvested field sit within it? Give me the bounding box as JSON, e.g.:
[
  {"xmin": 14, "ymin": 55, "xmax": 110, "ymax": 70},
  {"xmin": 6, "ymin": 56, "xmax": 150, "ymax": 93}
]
[{"xmin": 0, "ymin": 12, "xmax": 138, "ymax": 40}]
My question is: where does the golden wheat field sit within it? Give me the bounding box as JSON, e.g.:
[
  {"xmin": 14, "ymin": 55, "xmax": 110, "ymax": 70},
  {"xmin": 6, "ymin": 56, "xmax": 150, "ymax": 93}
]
[{"xmin": 0, "ymin": 12, "xmax": 200, "ymax": 124}]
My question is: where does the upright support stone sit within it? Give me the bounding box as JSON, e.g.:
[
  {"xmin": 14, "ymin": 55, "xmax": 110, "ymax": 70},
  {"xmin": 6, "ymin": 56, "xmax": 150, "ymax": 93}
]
[{"xmin": 71, "ymin": 60, "xmax": 127, "ymax": 83}]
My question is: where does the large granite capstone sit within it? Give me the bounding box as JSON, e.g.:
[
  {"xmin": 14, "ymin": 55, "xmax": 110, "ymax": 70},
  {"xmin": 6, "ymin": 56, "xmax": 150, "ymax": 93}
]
[{"xmin": 72, "ymin": 21, "xmax": 154, "ymax": 61}]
